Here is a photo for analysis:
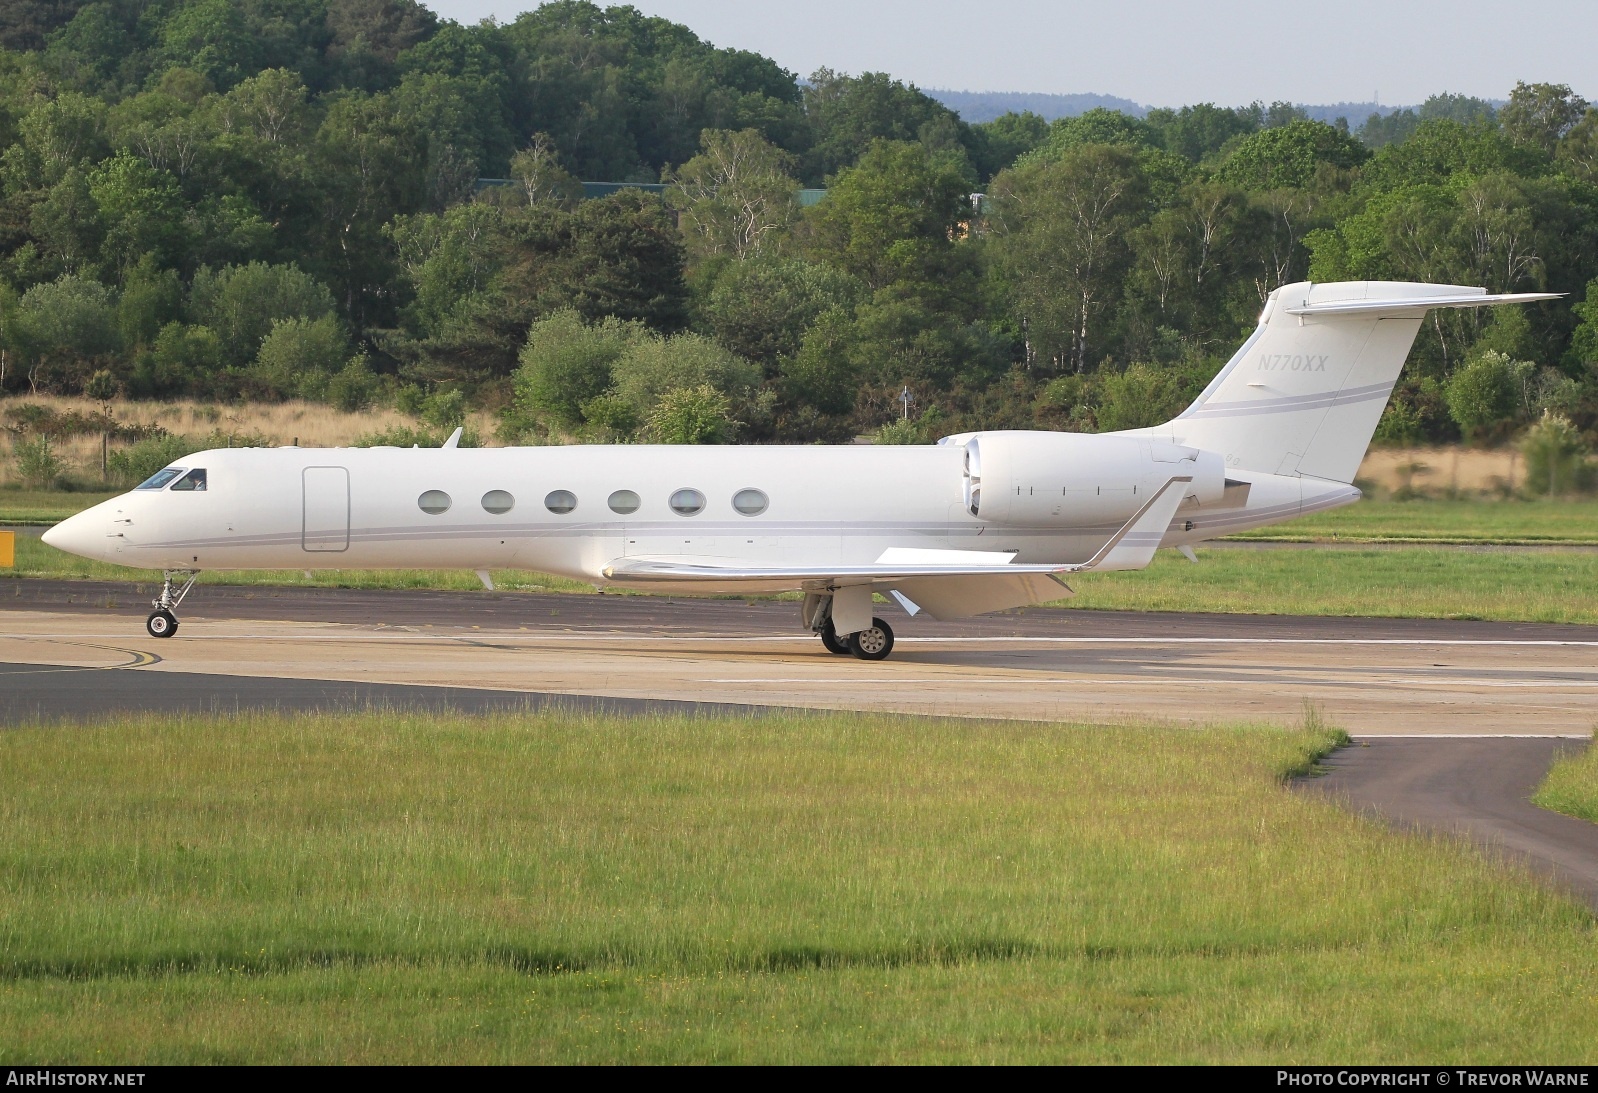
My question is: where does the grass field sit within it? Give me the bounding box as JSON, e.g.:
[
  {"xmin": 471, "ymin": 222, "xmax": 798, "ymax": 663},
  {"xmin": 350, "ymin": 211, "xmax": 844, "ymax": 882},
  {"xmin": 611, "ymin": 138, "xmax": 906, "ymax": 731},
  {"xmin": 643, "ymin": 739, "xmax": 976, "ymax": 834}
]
[
  {"xmin": 0, "ymin": 709, "xmax": 1594, "ymax": 1064},
  {"xmin": 1535, "ymin": 745, "xmax": 1598, "ymax": 824},
  {"xmin": 7, "ymin": 530, "xmax": 1598, "ymax": 624},
  {"xmin": 1066, "ymin": 543, "xmax": 1598, "ymax": 624},
  {"xmin": 1228, "ymin": 498, "xmax": 1598, "ymax": 544},
  {"xmin": 0, "ymin": 489, "xmax": 119, "ymax": 525}
]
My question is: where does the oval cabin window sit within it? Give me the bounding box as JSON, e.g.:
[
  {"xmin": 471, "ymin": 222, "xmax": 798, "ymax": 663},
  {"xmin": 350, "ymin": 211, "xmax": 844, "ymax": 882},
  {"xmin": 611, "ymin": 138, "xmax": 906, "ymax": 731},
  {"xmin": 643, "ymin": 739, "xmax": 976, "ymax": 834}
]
[
  {"xmin": 418, "ymin": 490, "xmax": 451, "ymax": 515},
  {"xmin": 732, "ymin": 488, "xmax": 768, "ymax": 516},
  {"xmin": 544, "ymin": 490, "xmax": 577, "ymax": 514},
  {"xmin": 608, "ymin": 489, "xmax": 640, "ymax": 514},
  {"xmin": 669, "ymin": 488, "xmax": 705, "ymax": 516},
  {"xmin": 481, "ymin": 490, "xmax": 514, "ymax": 514}
]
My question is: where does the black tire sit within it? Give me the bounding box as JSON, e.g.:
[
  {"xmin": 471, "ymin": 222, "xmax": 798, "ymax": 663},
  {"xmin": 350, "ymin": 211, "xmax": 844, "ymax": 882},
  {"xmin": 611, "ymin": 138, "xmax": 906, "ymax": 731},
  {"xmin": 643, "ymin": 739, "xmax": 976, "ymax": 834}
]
[
  {"xmin": 146, "ymin": 609, "xmax": 178, "ymax": 638},
  {"xmin": 849, "ymin": 617, "xmax": 894, "ymax": 661},
  {"xmin": 820, "ymin": 619, "xmax": 851, "ymax": 655}
]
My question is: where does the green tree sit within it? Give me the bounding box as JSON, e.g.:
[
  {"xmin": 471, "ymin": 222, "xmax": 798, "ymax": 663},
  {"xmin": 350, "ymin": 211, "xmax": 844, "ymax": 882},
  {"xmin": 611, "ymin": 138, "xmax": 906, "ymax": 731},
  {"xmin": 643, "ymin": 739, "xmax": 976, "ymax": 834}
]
[
  {"xmin": 806, "ymin": 140, "xmax": 971, "ymax": 292},
  {"xmin": 990, "ymin": 143, "xmax": 1146, "ymax": 372},
  {"xmin": 508, "ymin": 132, "xmax": 582, "ymax": 207},
  {"xmin": 505, "ymin": 190, "xmax": 691, "ymax": 334},
  {"xmin": 87, "ymin": 154, "xmax": 186, "ymax": 271},
  {"xmin": 778, "ymin": 306, "xmax": 860, "ymax": 421},
  {"xmin": 1444, "ymin": 350, "xmax": 1532, "ymax": 441},
  {"xmin": 1217, "ymin": 119, "xmax": 1367, "ymax": 191},
  {"xmin": 607, "ymin": 329, "xmax": 760, "ymax": 425},
  {"xmin": 1145, "ymin": 102, "xmax": 1259, "ymax": 162},
  {"xmin": 800, "ymin": 69, "xmax": 973, "ymax": 183},
  {"xmin": 513, "ymin": 310, "xmax": 646, "ymax": 430},
  {"xmin": 669, "ymin": 128, "xmax": 800, "ymax": 261},
  {"xmin": 970, "ymin": 111, "xmax": 1049, "ymax": 177},
  {"xmin": 699, "ymin": 257, "xmax": 863, "ymax": 373},
  {"xmin": 1499, "ymin": 81, "xmax": 1588, "ymax": 157},
  {"xmin": 14, "ymin": 273, "xmax": 120, "ymax": 392},
  {"xmin": 251, "ymin": 315, "xmax": 351, "ymax": 398},
  {"xmin": 189, "ymin": 261, "xmax": 337, "ymax": 366},
  {"xmin": 132, "ymin": 322, "xmax": 223, "ymax": 397}
]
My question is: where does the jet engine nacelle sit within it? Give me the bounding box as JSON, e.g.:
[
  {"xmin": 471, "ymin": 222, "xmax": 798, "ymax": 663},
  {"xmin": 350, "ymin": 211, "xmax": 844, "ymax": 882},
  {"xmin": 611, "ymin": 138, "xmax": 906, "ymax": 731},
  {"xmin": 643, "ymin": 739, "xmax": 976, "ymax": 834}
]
[{"xmin": 948, "ymin": 431, "xmax": 1225, "ymax": 527}]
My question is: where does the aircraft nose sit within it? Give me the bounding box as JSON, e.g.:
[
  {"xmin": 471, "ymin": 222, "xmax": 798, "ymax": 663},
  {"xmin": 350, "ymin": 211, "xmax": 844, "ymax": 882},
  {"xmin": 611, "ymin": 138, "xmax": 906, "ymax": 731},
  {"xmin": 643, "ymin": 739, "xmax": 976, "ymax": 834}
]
[{"xmin": 41, "ymin": 511, "xmax": 103, "ymax": 559}]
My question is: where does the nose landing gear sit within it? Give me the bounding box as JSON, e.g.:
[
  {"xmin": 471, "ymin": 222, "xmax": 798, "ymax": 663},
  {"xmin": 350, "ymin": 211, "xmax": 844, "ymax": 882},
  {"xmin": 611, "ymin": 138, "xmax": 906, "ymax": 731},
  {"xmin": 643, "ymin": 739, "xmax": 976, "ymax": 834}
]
[{"xmin": 146, "ymin": 570, "xmax": 198, "ymax": 638}]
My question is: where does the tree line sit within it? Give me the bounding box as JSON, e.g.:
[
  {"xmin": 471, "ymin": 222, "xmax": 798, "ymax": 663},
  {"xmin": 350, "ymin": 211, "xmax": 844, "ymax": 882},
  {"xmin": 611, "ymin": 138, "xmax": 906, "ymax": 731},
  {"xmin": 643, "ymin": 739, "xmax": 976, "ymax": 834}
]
[{"xmin": 1, "ymin": 0, "xmax": 1596, "ymax": 464}]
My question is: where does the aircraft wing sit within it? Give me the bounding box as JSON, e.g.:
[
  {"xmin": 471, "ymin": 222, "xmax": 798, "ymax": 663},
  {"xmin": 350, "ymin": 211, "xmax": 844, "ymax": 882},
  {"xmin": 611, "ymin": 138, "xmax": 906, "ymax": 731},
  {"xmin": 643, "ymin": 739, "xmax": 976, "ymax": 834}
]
[{"xmin": 599, "ymin": 478, "xmax": 1191, "ymax": 619}]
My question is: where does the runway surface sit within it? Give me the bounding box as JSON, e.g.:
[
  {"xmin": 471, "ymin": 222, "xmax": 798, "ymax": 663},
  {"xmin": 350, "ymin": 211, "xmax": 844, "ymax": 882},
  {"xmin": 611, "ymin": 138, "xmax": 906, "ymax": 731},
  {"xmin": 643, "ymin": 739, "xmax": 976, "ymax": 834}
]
[
  {"xmin": 3, "ymin": 577, "xmax": 1595, "ymax": 911},
  {"xmin": 5, "ymin": 578, "xmax": 1596, "ymax": 734}
]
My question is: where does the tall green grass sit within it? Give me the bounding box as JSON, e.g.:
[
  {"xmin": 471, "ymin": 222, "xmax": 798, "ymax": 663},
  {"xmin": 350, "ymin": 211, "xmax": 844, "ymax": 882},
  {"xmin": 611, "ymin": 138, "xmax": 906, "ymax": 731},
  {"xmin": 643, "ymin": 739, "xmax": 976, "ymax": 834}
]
[
  {"xmin": 1, "ymin": 710, "xmax": 1594, "ymax": 1063},
  {"xmin": 1534, "ymin": 742, "xmax": 1598, "ymax": 823}
]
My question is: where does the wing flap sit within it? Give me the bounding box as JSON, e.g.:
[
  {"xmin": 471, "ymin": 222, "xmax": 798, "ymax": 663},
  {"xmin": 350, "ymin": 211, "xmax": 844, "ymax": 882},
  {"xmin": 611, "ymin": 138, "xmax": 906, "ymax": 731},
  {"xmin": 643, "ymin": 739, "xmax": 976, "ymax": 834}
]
[{"xmin": 893, "ymin": 571, "xmax": 1071, "ymax": 621}]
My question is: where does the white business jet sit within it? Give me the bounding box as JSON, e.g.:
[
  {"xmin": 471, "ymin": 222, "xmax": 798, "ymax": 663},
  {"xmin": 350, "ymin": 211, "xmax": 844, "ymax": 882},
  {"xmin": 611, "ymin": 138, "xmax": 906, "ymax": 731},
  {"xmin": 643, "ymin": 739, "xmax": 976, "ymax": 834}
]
[{"xmin": 43, "ymin": 280, "xmax": 1555, "ymax": 658}]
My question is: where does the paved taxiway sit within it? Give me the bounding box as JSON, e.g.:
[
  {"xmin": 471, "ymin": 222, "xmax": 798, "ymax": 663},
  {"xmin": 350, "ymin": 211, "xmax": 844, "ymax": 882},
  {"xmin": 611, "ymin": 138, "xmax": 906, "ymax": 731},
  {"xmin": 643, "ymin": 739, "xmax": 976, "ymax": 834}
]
[
  {"xmin": 1299, "ymin": 738, "xmax": 1598, "ymax": 909},
  {"xmin": 4, "ymin": 578, "xmax": 1596, "ymax": 734}
]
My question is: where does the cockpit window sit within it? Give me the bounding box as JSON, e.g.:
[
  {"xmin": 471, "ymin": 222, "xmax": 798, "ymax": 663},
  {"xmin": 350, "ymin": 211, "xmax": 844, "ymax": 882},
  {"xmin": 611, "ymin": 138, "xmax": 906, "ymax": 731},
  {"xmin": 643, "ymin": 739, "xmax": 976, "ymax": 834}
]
[
  {"xmin": 135, "ymin": 467, "xmax": 185, "ymax": 491},
  {"xmin": 169, "ymin": 468, "xmax": 207, "ymax": 492}
]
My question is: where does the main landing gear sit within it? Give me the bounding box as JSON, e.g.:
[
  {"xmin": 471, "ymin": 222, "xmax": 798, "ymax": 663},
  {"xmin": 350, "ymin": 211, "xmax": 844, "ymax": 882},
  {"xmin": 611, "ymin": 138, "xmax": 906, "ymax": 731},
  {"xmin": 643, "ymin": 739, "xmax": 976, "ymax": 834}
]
[
  {"xmin": 805, "ymin": 593, "xmax": 896, "ymax": 661},
  {"xmin": 146, "ymin": 570, "xmax": 198, "ymax": 638}
]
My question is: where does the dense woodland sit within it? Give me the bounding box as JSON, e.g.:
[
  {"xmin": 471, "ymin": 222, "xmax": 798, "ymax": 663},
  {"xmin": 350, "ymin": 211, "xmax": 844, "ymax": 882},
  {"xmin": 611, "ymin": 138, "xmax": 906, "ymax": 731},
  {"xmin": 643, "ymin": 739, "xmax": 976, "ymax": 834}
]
[{"xmin": 1, "ymin": 0, "xmax": 1597, "ymax": 470}]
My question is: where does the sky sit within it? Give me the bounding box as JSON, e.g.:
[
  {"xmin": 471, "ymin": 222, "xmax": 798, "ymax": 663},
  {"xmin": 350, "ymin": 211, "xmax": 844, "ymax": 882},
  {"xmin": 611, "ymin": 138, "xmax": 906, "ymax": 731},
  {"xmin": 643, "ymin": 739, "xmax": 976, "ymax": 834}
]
[{"xmin": 422, "ymin": 0, "xmax": 1596, "ymax": 109}]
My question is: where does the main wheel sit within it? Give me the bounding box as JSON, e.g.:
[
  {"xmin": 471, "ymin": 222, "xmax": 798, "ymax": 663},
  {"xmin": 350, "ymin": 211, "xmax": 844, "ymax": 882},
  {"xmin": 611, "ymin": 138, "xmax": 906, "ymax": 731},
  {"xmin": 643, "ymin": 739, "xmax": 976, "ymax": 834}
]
[
  {"xmin": 819, "ymin": 619, "xmax": 851, "ymax": 655},
  {"xmin": 146, "ymin": 609, "xmax": 178, "ymax": 638},
  {"xmin": 849, "ymin": 616, "xmax": 894, "ymax": 661}
]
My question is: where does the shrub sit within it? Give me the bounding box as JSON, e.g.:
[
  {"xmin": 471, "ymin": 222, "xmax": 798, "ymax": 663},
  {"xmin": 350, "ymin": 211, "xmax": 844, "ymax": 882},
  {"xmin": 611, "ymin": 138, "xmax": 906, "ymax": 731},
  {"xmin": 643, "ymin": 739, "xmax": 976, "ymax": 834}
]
[
  {"xmin": 1520, "ymin": 412, "xmax": 1592, "ymax": 496},
  {"xmin": 13, "ymin": 434, "xmax": 65, "ymax": 487},
  {"xmin": 250, "ymin": 315, "xmax": 349, "ymax": 398},
  {"xmin": 644, "ymin": 385, "xmax": 738, "ymax": 444},
  {"xmin": 874, "ymin": 418, "xmax": 924, "ymax": 444},
  {"xmin": 1445, "ymin": 350, "xmax": 1533, "ymax": 441},
  {"xmin": 513, "ymin": 310, "xmax": 645, "ymax": 429},
  {"xmin": 106, "ymin": 433, "xmax": 193, "ymax": 487},
  {"xmin": 189, "ymin": 262, "xmax": 337, "ymax": 367},
  {"xmin": 326, "ymin": 354, "xmax": 380, "ymax": 413},
  {"xmin": 353, "ymin": 424, "xmax": 479, "ymax": 448}
]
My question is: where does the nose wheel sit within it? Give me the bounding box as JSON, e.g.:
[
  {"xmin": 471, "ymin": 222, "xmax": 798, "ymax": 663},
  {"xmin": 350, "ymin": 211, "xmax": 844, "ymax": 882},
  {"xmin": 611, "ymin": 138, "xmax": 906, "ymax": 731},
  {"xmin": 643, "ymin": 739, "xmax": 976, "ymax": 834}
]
[{"xmin": 145, "ymin": 570, "xmax": 198, "ymax": 639}]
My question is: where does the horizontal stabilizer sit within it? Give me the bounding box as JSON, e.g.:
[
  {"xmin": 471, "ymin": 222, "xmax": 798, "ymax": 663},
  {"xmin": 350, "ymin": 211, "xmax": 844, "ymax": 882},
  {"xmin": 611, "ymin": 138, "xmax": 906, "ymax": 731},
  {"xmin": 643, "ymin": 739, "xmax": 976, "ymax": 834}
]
[{"xmin": 1284, "ymin": 291, "xmax": 1562, "ymax": 317}]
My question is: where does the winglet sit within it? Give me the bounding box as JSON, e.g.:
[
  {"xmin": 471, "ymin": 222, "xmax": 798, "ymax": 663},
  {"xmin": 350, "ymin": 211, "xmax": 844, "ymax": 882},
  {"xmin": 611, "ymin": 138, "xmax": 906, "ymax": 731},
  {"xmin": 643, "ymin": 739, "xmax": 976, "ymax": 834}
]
[
  {"xmin": 442, "ymin": 426, "xmax": 464, "ymax": 449},
  {"xmin": 1068, "ymin": 476, "xmax": 1191, "ymax": 573}
]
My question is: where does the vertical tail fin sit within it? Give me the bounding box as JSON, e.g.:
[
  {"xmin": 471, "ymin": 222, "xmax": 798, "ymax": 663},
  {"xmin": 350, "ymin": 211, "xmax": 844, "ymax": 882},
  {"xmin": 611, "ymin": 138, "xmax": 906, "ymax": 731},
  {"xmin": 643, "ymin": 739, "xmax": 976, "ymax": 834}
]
[{"xmin": 1133, "ymin": 281, "xmax": 1559, "ymax": 483}]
